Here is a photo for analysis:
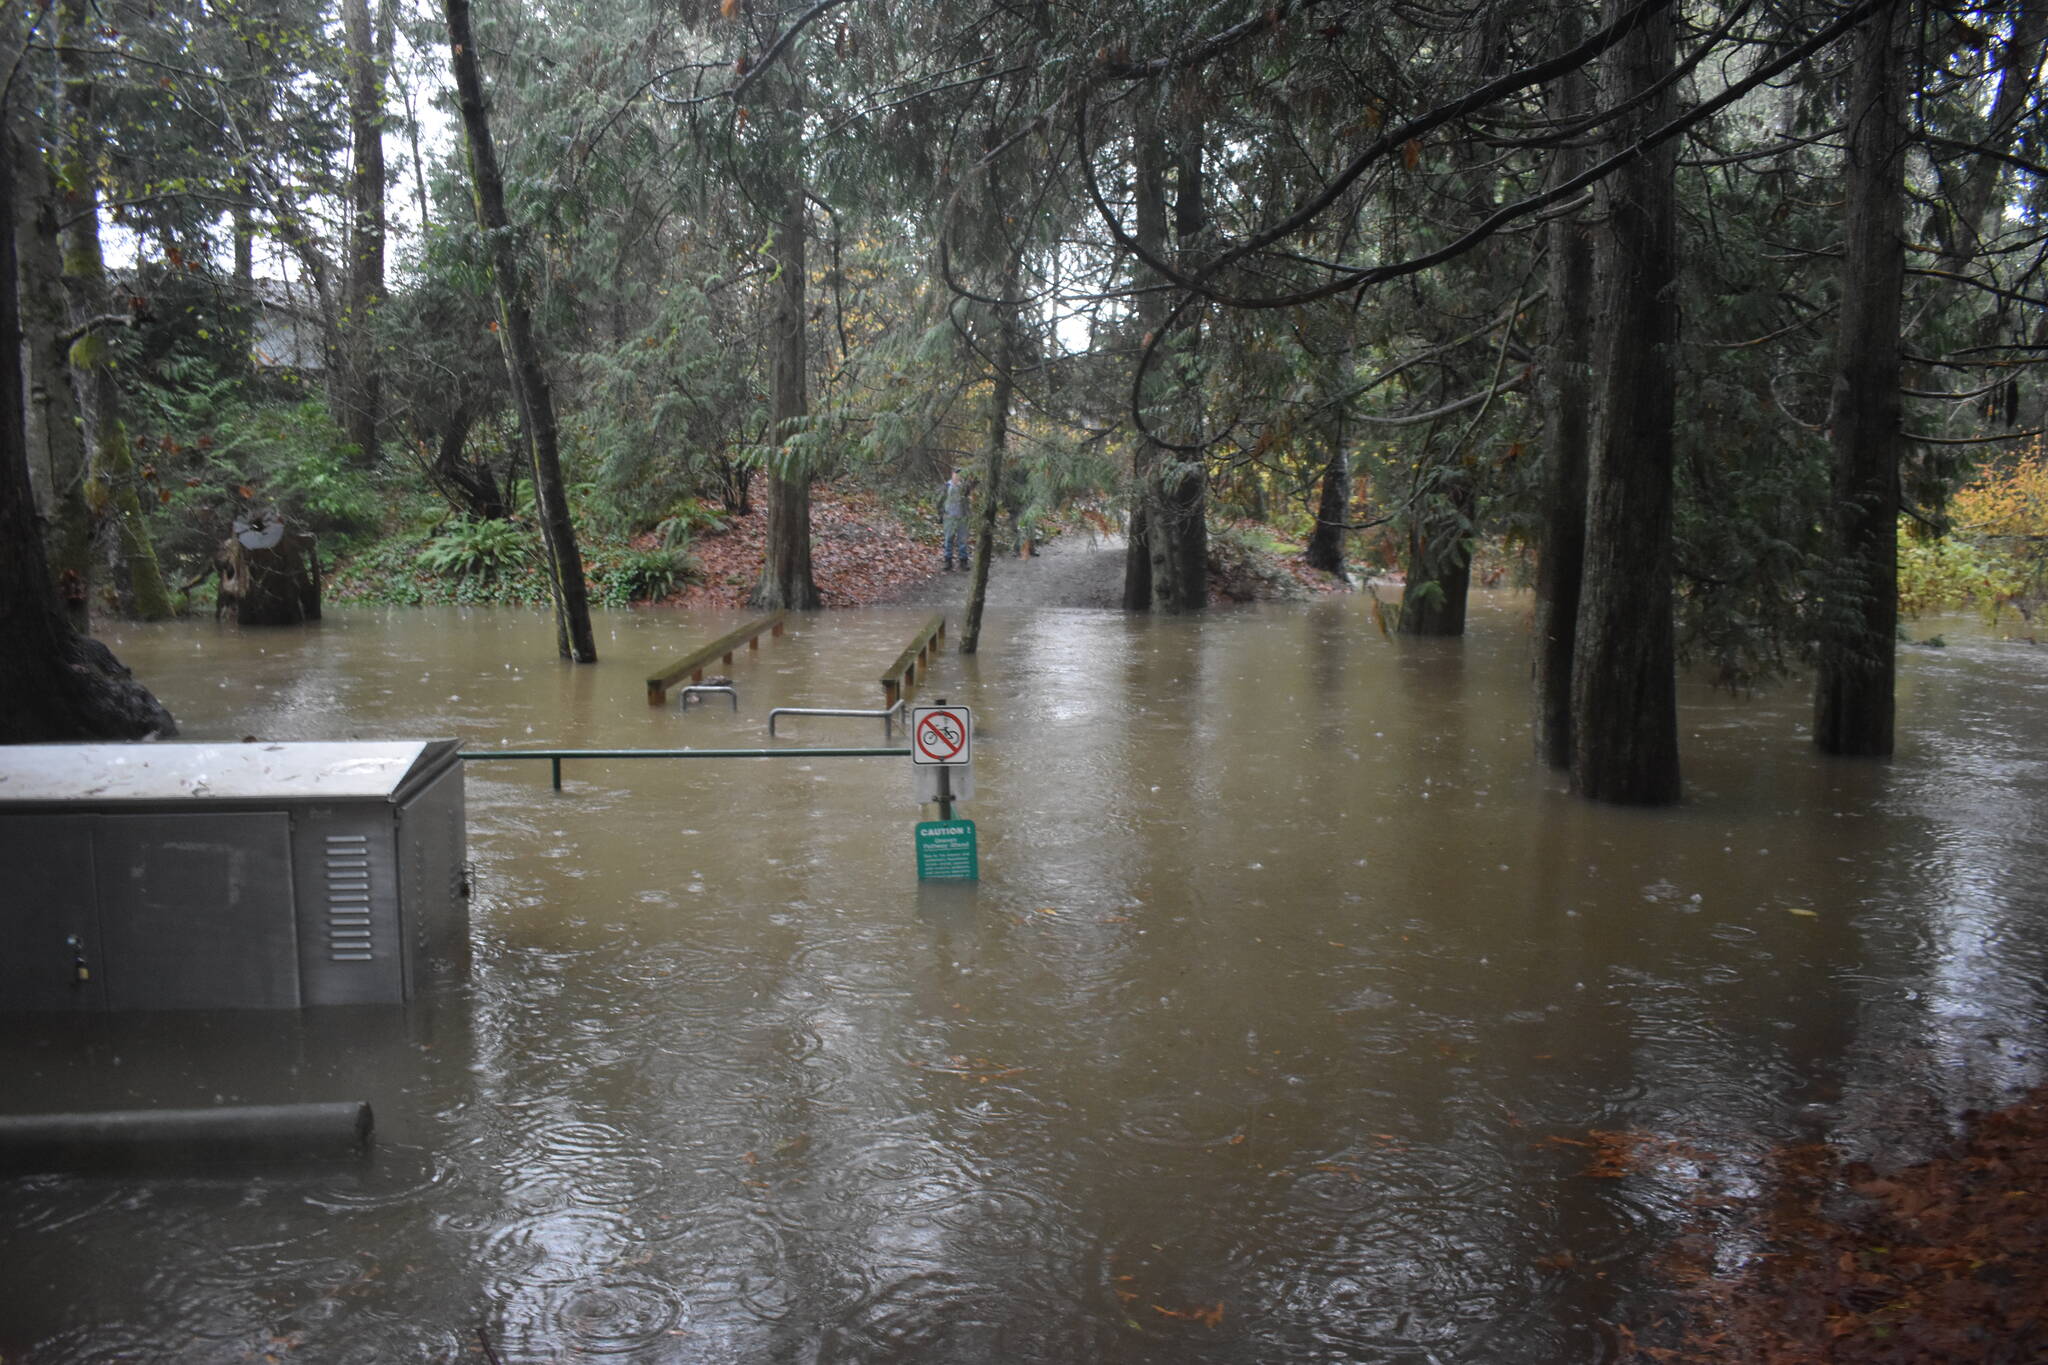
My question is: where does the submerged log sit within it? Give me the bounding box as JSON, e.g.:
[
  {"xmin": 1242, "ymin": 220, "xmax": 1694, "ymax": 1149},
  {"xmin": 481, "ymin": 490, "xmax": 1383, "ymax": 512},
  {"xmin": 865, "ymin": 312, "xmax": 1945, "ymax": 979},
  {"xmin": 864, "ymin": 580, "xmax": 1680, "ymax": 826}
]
[
  {"xmin": 217, "ymin": 512, "xmax": 322, "ymax": 625},
  {"xmin": 0, "ymin": 1101, "xmax": 372, "ymax": 1170}
]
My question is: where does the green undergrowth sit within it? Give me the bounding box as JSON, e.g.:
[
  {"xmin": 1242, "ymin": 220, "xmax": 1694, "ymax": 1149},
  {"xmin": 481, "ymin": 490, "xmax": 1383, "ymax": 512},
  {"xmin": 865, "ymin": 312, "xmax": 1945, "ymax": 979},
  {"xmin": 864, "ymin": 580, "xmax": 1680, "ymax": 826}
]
[{"xmin": 327, "ymin": 518, "xmax": 699, "ymax": 609}]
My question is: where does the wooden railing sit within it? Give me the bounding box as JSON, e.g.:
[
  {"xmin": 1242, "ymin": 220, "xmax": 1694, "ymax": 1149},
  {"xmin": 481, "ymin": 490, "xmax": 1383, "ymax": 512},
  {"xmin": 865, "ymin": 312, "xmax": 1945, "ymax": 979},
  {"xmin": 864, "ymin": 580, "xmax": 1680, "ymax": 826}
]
[
  {"xmin": 879, "ymin": 614, "xmax": 946, "ymax": 709},
  {"xmin": 646, "ymin": 611, "xmax": 786, "ymax": 705}
]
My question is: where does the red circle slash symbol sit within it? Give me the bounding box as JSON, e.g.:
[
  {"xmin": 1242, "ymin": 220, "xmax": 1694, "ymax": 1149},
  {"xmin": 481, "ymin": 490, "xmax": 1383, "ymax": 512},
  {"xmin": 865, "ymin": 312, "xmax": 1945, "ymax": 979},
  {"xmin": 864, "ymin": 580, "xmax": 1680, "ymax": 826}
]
[{"xmin": 916, "ymin": 712, "xmax": 965, "ymax": 762}]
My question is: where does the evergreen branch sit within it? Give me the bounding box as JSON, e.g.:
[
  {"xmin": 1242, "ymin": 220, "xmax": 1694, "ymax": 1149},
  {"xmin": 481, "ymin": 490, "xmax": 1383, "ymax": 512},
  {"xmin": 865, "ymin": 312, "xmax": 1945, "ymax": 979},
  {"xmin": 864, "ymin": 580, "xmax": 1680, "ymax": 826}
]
[
  {"xmin": 1094, "ymin": 0, "xmax": 1307, "ymax": 80},
  {"xmin": 60, "ymin": 314, "xmax": 143, "ymax": 348},
  {"xmin": 1904, "ymin": 266, "xmax": 2048, "ymax": 309},
  {"xmin": 1350, "ymin": 369, "xmax": 1533, "ymax": 427},
  {"xmin": 1083, "ymin": 0, "xmax": 1688, "ymax": 302},
  {"xmin": 730, "ymin": 0, "xmax": 857, "ymax": 104},
  {"xmin": 1921, "ymin": 134, "xmax": 2048, "ymax": 182},
  {"xmin": 586, "ymin": 0, "xmax": 853, "ymax": 157},
  {"xmin": 1904, "ymin": 427, "xmax": 2042, "ymax": 446},
  {"xmin": 1691, "ymin": 309, "xmax": 1832, "ymax": 350},
  {"xmin": 1086, "ymin": 0, "xmax": 1889, "ymax": 318}
]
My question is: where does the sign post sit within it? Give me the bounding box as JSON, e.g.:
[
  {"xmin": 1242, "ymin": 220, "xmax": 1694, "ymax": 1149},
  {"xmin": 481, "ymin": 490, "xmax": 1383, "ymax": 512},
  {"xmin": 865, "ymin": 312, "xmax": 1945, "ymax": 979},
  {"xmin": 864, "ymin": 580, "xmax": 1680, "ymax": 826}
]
[{"xmin": 911, "ymin": 699, "xmax": 976, "ymax": 880}]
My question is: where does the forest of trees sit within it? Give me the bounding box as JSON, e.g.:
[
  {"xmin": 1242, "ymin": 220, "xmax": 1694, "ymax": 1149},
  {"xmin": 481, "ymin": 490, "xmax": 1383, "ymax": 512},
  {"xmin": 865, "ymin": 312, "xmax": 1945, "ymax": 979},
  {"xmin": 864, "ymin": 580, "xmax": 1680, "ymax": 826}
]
[{"xmin": 0, "ymin": 0, "xmax": 2042, "ymax": 805}]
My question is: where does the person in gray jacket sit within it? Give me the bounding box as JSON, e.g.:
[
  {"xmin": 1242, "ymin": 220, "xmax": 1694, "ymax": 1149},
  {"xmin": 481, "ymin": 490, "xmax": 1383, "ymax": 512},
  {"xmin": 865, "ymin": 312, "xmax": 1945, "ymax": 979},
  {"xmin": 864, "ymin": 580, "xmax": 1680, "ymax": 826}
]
[{"xmin": 940, "ymin": 471, "xmax": 972, "ymax": 570}]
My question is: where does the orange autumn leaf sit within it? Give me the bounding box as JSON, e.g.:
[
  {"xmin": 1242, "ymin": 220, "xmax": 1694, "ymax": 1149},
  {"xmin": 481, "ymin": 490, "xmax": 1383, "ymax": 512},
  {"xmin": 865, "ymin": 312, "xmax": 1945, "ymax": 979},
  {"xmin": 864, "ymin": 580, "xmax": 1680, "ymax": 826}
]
[{"xmin": 1153, "ymin": 1301, "xmax": 1226, "ymax": 1328}]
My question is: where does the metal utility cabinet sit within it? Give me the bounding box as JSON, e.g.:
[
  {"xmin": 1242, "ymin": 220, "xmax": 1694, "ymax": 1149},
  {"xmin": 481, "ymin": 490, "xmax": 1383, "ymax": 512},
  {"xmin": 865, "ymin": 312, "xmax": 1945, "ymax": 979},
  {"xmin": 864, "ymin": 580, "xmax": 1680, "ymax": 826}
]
[{"xmin": 0, "ymin": 741, "xmax": 467, "ymax": 1011}]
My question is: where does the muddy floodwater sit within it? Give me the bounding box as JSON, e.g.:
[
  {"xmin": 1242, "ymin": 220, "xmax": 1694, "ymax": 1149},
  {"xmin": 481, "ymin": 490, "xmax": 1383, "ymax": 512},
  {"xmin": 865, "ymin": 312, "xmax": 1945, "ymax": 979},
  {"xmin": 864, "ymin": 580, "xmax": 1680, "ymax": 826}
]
[{"xmin": 5, "ymin": 595, "xmax": 2047, "ymax": 1362}]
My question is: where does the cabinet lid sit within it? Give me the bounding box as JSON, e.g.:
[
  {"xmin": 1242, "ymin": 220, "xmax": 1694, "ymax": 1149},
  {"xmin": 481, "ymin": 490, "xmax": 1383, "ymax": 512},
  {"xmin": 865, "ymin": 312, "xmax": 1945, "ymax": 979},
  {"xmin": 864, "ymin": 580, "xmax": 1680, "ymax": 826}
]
[{"xmin": 0, "ymin": 740, "xmax": 459, "ymax": 804}]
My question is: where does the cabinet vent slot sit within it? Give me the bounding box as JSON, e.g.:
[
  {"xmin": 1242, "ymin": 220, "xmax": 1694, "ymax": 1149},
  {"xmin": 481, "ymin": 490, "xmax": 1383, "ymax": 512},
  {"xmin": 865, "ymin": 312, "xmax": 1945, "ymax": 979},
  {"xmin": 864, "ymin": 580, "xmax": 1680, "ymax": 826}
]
[{"xmin": 325, "ymin": 834, "xmax": 375, "ymax": 961}]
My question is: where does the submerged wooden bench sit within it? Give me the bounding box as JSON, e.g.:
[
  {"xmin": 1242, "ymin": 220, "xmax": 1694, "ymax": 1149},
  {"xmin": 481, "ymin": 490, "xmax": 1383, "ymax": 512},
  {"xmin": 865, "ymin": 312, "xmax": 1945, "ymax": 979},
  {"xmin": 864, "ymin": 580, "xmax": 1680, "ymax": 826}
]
[
  {"xmin": 880, "ymin": 614, "xmax": 946, "ymax": 709},
  {"xmin": 647, "ymin": 611, "xmax": 786, "ymax": 705}
]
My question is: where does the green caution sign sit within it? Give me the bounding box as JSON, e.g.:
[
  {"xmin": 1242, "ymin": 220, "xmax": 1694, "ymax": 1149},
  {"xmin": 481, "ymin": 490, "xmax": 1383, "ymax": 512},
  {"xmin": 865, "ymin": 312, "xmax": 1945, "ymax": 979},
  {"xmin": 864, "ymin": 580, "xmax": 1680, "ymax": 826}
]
[{"xmin": 916, "ymin": 820, "xmax": 979, "ymax": 881}]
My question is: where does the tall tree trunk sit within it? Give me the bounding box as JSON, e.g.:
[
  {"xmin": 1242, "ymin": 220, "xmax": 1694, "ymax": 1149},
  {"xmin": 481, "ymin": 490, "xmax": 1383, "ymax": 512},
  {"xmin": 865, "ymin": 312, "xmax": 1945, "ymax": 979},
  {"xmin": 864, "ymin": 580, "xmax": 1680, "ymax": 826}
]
[
  {"xmin": 1122, "ymin": 107, "xmax": 1169, "ymax": 611},
  {"xmin": 1814, "ymin": 0, "xmax": 1909, "ymax": 756},
  {"xmin": 343, "ymin": 0, "xmax": 386, "ymax": 467},
  {"xmin": 1399, "ymin": 457, "xmax": 1473, "ymax": 636},
  {"xmin": 963, "ymin": 253, "xmax": 1022, "ymax": 655},
  {"xmin": 233, "ymin": 202, "xmax": 255, "ymax": 285},
  {"xmin": 1569, "ymin": 0, "xmax": 1681, "ymax": 804},
  {"xmin": 750, "ymin": 172, "xmax": 821, "ymax": 611},
  {"xmin": 1533, "ymin": 10, "xmax": 1596, "ymax": 768},
  {"xmin": 0, "ymin": 126, "xmax": 176, "ymax": 741},
  {"xmin": 56, "ymin": 0, "xmax": 172, "ymax": 622},
  {"xmin": 1398, "ymin": 20, "xmax": 1519, "ymax": 639},
  {"xmin": 444, "ymin": 0, "xmax": 596, "ymax": 662},
  {"xmin": 1149, "ymin": 123, "xmax": 1209, "ymax": 613},
  {"xmin": 12, "ymin": 133, "xmax": 91, "ymax": 632},
  {"xmin": 1302, "ymin": 436, "xmax": 1348, "ymax": 574}
]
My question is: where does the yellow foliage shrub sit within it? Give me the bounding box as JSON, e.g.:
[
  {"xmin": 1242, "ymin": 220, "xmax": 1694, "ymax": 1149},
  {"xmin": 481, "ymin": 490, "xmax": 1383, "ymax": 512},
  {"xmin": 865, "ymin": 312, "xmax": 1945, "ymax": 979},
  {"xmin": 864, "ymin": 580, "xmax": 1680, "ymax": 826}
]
[{"xmin": 1898, "ymin": 438, "xmax": 2048, "ymax": 625}]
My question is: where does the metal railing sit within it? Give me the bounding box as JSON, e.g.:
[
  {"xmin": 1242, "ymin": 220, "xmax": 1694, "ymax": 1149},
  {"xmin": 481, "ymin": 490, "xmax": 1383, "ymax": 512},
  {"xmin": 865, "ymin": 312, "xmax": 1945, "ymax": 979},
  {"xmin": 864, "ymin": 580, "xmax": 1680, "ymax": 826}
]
[
  {"xmin": 767, "ymin": 699, "xmax": 905, "ymax": 739},
  {"xmin": 678, "ymin": 684, "xmax": 739, "ymax": 710},
  {"xmin": 460, "ymin": 746, "xmax": 909, "ymax": 791}
]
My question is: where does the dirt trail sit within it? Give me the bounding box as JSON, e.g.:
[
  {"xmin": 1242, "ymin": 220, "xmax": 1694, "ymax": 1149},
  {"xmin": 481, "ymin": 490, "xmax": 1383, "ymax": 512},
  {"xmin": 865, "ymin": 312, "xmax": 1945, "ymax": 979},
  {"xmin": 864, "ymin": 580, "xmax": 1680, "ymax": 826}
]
[{"xmin": 881, "ymin": 531, "xmax": 1129, "ymax": 610}]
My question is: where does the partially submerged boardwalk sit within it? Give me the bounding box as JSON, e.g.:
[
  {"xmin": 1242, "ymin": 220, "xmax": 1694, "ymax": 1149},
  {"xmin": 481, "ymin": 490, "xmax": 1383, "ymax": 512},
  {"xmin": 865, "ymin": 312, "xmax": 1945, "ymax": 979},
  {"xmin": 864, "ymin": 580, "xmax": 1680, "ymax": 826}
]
[{"xmin": 646, "ymin": 611, "xmax": 786, "ymax": 705}]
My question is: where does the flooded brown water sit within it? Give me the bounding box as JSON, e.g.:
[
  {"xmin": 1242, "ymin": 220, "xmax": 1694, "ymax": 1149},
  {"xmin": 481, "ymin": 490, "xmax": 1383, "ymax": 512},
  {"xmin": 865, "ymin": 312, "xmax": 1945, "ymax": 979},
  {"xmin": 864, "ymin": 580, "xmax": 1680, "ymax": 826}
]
[{"xmin": 4, "ymin": 595, "xmax": 2046, "ymax": 1362}]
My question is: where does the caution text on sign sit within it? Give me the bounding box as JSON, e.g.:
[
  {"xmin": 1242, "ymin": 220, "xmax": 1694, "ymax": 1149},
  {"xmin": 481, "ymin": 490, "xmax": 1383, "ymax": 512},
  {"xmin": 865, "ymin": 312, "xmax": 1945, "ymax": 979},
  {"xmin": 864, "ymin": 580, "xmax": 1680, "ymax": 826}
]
[{"xmin": 909, "ymin": 706, "xmax": 972, "ymax": 766}]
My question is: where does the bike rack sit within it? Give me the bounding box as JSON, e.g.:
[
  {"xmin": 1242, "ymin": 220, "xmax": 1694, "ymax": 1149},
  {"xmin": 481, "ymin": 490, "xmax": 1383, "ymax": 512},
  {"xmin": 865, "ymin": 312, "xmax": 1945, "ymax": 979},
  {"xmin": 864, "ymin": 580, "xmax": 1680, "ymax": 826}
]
[
  {"xmin": 678, "ymin": 684, "xmax": 738, "ymax": 711},
  {"xmin": 767, "ymin": 700, "xmax": 905, "ymax": 739}
]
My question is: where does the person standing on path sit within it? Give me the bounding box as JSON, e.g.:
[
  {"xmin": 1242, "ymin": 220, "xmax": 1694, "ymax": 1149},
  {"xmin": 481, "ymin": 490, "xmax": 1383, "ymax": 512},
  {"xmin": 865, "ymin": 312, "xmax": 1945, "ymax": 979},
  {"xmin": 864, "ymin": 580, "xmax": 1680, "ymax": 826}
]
[{"xmin": 941, "ymin": 471, "xmax": 972, "ymax": 570}]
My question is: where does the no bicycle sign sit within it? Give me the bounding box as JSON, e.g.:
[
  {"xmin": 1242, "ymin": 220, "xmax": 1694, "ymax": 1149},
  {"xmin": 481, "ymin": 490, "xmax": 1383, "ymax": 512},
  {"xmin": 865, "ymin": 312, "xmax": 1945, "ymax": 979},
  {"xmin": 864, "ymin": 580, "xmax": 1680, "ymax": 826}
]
[{"xmin": 910, "ymin": 705, "xmax": 972, "ymax": 766}]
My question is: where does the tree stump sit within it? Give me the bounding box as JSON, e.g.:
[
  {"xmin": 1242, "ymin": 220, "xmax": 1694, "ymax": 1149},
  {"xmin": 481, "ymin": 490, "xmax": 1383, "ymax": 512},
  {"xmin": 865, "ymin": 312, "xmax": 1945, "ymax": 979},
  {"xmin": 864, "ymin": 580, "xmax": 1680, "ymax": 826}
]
[{"xmin": 217, "ymin": 512, "xmax": 321, "ymax": 625}]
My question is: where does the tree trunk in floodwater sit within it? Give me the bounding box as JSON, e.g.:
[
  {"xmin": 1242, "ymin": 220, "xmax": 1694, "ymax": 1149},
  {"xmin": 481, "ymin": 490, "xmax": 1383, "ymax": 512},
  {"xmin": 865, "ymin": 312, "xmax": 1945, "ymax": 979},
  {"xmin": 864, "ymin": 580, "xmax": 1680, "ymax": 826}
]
[
  {"xmin": 1399, "ymin": 465, "xmax": 1472, "ymax": 637},
  {"xmin": 12, "ymin": 131, "xmax": 91, "ymax": 633},
  {"xmin": 1814, "ymin": 0, "xmax": 1908, "ymax": 758},
  {"xmin": 56, "ymin": 0, "xmax": 172, "ymax": 623},
  {"xmin": 1122, "ymin": 503, "xmax": 1153, "ymax": 610},
  {"xmin": 1569, "ymin": 0, "xmax": 1680, "ymax": 805},
  {"xmin": 1122, "ymin": 107, "xmax": 1170, "ymax": 612},
  {"xmin": 750, "ymin": 175, "xmax": 820, "ymax": 611},
  {"xmin": 443, "ymin": 0, "xmax": 596, "ymax": 662},
  {"xmin": 0, "ymin": 131, "xmax": 176, "ymax": 742},
  {"xmin": 1532, "ymin": 11, "xmax": 1594, "ymax": 769},
  {"xmin": 1148, "ymin": 123, "xmax": 1209, "ymax": 614},
  {"xmin": 1302, "ymin": 439, "xmax": 1348, "ymax": 575},
  {"xmin": 215, "ymin": 520, "xmax": 322, "ymax": 626},
  {"xmin": 963, "ymin": 251, "xmax": 1022, "ymax": 656}
]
